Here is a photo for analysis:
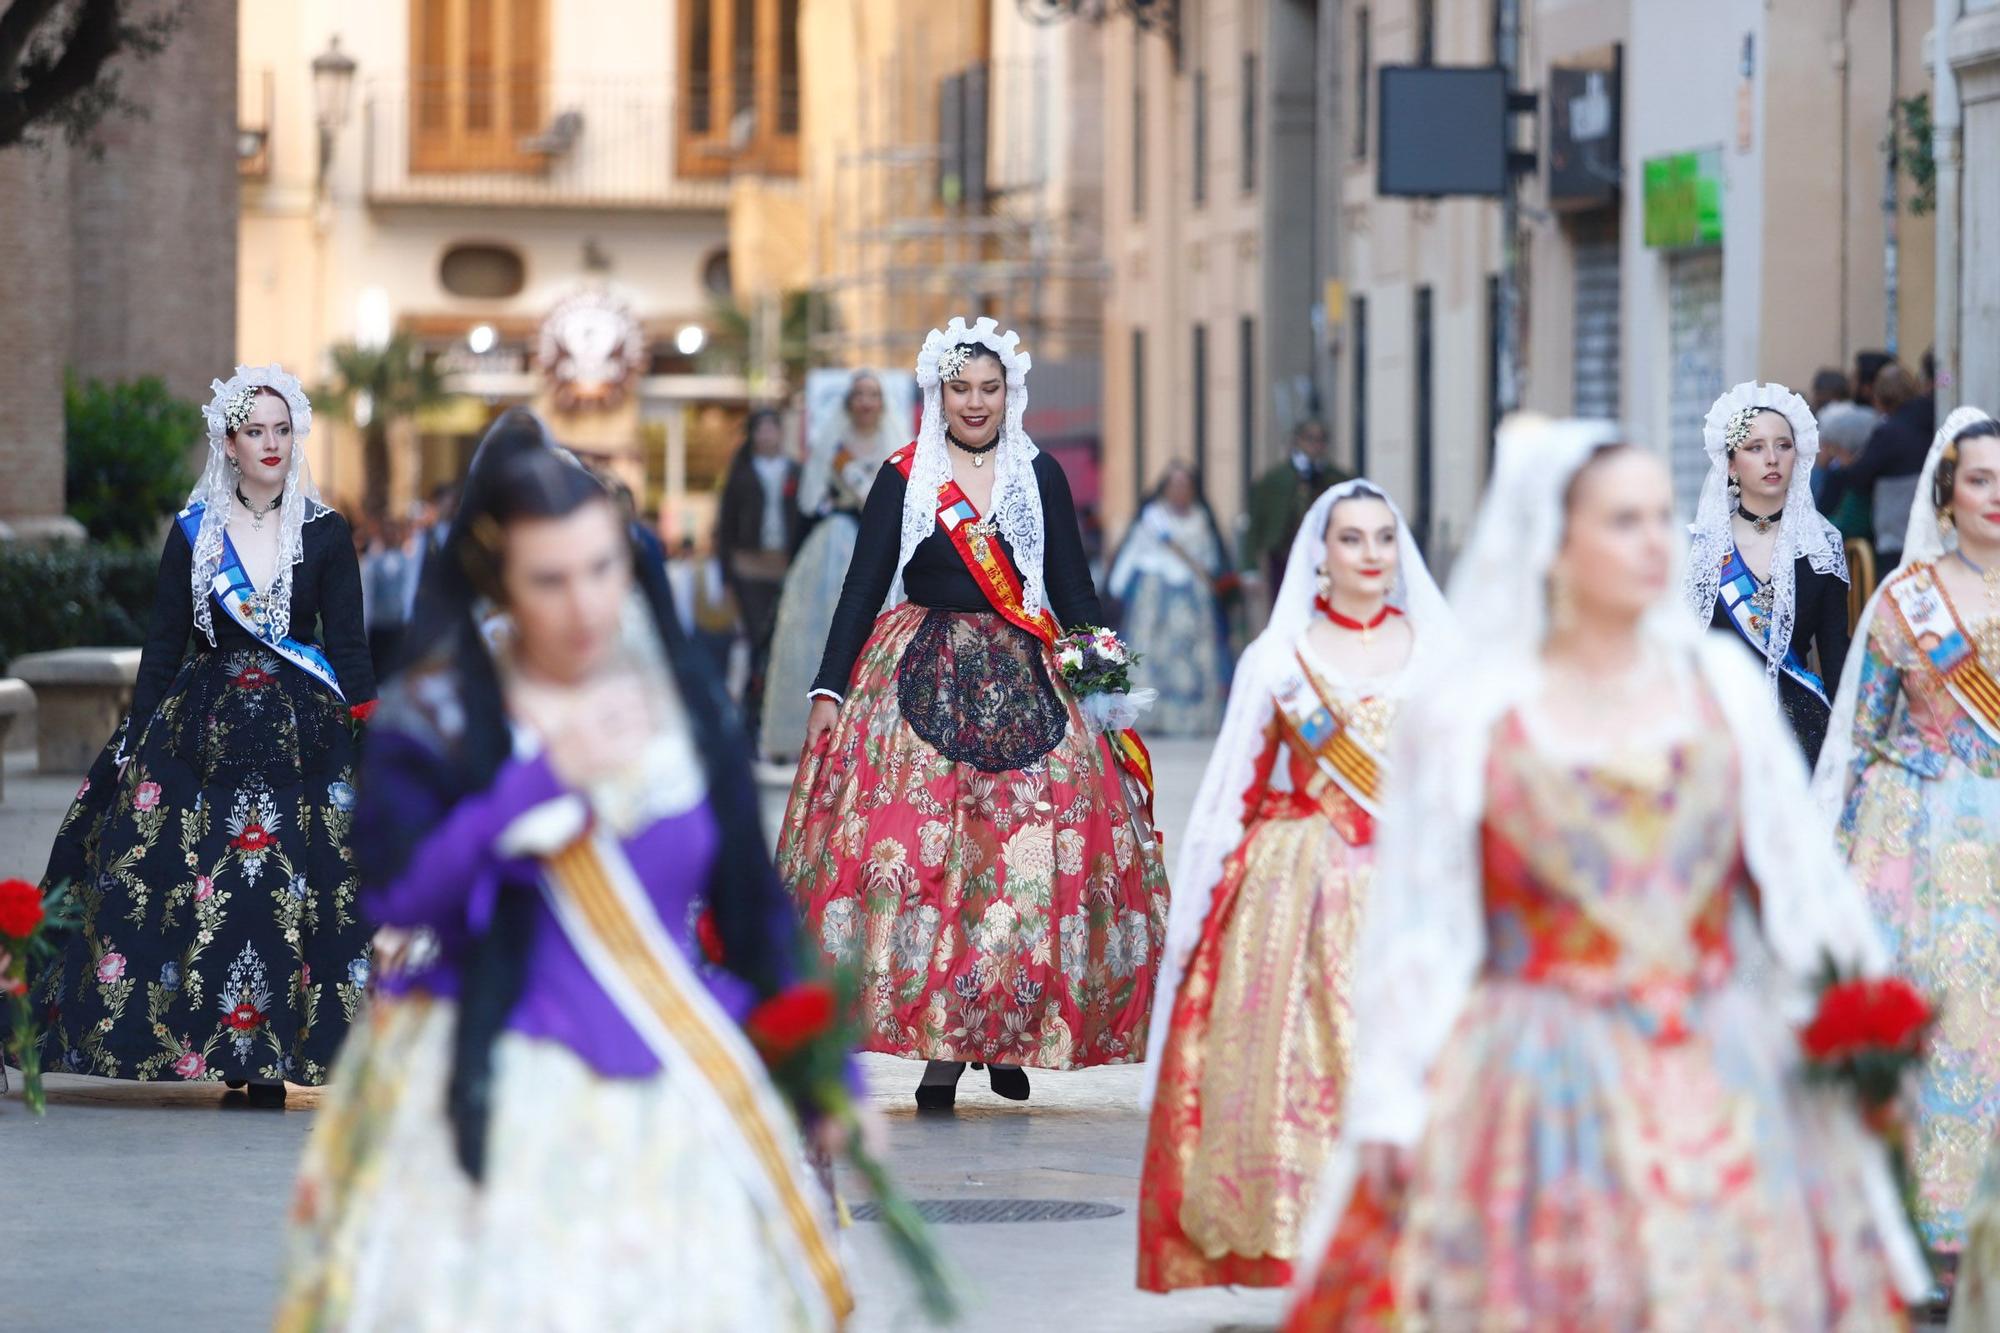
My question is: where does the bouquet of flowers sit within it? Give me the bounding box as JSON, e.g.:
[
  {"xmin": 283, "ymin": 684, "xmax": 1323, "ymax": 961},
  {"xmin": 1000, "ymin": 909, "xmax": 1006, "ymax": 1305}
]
[
  {"xmin": 2, "ymin": 877, "xmax": 76, "ymax": 1115},
  {"xmin": 724, "ymin": 945, "xmax": 960, "ymax": 1320},
  {"xmin": 1054, "ymin": 625, "xmax": 1156, "ymax": 734},
  {"xmin": 1799, "ymin": 957, "xmax": 1934, "ymax": 1229}
]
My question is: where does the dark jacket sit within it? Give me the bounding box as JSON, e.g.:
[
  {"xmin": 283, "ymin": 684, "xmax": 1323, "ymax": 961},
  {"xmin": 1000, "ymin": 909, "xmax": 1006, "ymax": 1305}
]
[
  {"xmin": 1821, "ymin": 399, "xmax": 1935, "ymax": 529},
  {"xmin": 132, "ymin": 507, "xmax": 377, "ymax": 722},
  {"xmin": 715, "ymin": 445, "xmax": 804, "ymax": 585}
]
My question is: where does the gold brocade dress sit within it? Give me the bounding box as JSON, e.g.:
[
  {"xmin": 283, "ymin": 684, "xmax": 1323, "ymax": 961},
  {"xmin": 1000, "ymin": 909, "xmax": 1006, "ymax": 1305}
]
[{"xmin": 1138, "ymin": 645, "xmax": 1395, "ymax": 1291}]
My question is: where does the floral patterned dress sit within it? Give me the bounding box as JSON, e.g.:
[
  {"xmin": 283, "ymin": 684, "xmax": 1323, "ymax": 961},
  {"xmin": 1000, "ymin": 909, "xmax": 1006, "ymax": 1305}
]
[
  {"xmin": 779, "ymin": 602, "xmax": 1169, "ymax": 1069},
  {"xmin": 1288, "ymin": 700, "xmax": 1907, "ymax": 1330},
  {"xmin": 1138, "ymin": 646, "xmax": 1394, "ymax": 1291},
  {"xmin": 35, "ymin": 513, "xmax": 374, "ymax": 1085},
  {"xmin": 1833, "ymin": 561, "xmax": 2000, "ymax": 1253}
]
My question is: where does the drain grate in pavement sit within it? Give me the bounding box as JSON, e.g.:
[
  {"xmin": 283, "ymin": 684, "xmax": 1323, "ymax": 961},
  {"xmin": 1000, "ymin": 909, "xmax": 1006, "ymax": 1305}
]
[{"xmin": 850, "ymin": 1198, "xmax": 1123, "ymax": 1225}]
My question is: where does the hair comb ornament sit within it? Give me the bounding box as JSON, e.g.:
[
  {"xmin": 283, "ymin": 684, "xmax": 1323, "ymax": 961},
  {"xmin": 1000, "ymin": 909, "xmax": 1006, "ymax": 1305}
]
[
  {"xmin": 1723, "ymin": 407, "xmax": 1759, "ymax": 456},
  {"xmin": 936, "ymin": 345, "xmax": 973, "ymax": 381},
  {"xmin": 222, "ymin": 387, "xmax": 260, "ymax": 435}
]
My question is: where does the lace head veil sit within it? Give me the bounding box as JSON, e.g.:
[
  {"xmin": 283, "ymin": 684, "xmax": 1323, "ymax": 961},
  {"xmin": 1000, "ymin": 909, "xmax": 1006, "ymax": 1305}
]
[
  {"xmin": 797, "ymin": 369, "xmax": 908, "ymax": 515},
  {"xmin": 1145, "ymin": 477, "xmax": 1452, "ymax": 1099},
  {"xmin": 189, "ymin": 364, "xmax": 322, "ymax": 644},
  {"xmin": 1681, "ymin": 381, "xmax": 1847, "ymax": 696},
  {"xmin": 897, "ymin": 317, "xmax": 1042, "ymax": 613},
  {"xmin": 1812, "ymin": 403, "xmax": 1998, "ymax": 819}
]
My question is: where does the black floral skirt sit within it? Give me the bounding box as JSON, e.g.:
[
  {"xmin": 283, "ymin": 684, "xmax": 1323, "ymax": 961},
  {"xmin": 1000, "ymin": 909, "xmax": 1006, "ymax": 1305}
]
[{"xmin": 35, "ymin": 646, "xmax": 370, "ymax": 1085}]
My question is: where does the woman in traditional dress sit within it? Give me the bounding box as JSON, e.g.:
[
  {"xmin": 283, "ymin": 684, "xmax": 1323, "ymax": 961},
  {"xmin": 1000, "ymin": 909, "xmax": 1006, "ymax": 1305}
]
[
  {"xmin": 761, "ymin": 370, "xmax": 905, "ymax": 761},
  {"xmin": 1137, "ymin": 479, "xmax": 1450, "ymax": 1293},
  {"xmin": 279, "ymin": 413, "xmax": 855, "ymax": 1330},
  {"xmin": 1814, "ymin": 405, "xmax": 2000, "ymax": 1269},
  {"xmin": 35, "ymin": 365, "xmax": 375, "ymax": 1105},
  {"xmin": 1108, "ymin": 463, "xmax": 1231, "ymax": 736},
  {"xmin": 781, "ymin": 315, "xmax": 1169, "ymax": 1109},
  {"xmin": 1286, "ymin": 416, "xmax": 1927, "ymax": 1330},
  {"xmin": 1684, "ymin": 380, "xmax": 1851, "ymax": 764}
]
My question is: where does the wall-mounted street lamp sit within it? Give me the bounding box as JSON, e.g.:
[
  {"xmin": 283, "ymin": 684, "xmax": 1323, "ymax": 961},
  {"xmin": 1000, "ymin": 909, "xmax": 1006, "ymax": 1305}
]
[{"xmin": 311, "ymin": 35, "xmax": 358, "ymax": 187}]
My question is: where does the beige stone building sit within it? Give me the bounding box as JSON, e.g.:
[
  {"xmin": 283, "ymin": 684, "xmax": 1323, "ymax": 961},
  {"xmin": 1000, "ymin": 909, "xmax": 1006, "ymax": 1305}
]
[
  {"xmin": 1936, "ymin": 0, "xmax": 2000, "ymax": 414},
  {"xmin": 1099, "ymin": 0, "xmax": 1327, "ymax": 544},
  {"xmin": 0, "ymin": 2, "xmax": 239, "ymax": 540},
  {"xmin": 239, "ymin": 0, "xmax": 802, "ymax": 536},
  {"xmin": 1340, "ymin": 0, "xmax": 1936, "ymax": 564}
]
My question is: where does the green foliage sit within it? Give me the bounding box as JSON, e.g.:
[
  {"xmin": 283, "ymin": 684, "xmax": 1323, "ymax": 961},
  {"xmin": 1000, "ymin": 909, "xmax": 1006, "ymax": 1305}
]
[
  {"xmin": 1891, "ymin": 94, "xmax": 1936, "ymax": 217},
  {"xmin": 0, "ymin": 544, "xmax": 159, "ymax": 673},
  {"xmin": 318, "ymin": 335, "xmax": 450, "ymax": 520},
  {"xmin": 64, "ymin": 372, "xmax": 201, "ymax": 548},
  {"xmin": 702, "ymin": 291, "xmax": 816, "ymax": 393}
]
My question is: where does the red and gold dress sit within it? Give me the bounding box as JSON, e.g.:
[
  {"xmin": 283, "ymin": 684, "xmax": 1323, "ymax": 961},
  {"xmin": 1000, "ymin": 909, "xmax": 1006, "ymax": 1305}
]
[
  {"xmin": 1138, "ymin": 643, "xmax": 1396, "ymax": 1291},
  {"xmin": 1288, "ymin": 697, "xmax": 1909, "ymax": 1330}
]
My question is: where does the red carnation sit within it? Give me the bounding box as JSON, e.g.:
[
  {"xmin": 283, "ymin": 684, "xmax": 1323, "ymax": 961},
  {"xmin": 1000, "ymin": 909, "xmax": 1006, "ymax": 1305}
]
[
  {"xmin": 695, "ymin": 908, "xmax": 725, "ymax": 965},
  {"xmin": 746, "ymin": 981, "xmax": 837, "ymax": 1061},
  {"xmin": 349, "ymin": 700, "xmax": 377, "ymax": 723},
  {"xmin": 0, "ymin": 878, "xmax": 44, "ymax": 939},
  {"xmin": 1802, "ymin": 977, "xmax": 1933, "ymax": 1063}
]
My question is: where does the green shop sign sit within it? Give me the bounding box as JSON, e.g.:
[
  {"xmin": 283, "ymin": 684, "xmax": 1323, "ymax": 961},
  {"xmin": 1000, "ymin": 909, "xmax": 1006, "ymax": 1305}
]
[{"xmin": 1643, "ymin": 148, "xmax": 1723, "ymax": 249}]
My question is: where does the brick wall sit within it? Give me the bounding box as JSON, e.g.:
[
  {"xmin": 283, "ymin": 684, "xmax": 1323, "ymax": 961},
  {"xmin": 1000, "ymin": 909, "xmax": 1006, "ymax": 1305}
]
[{"xmin": 0, "ymin": 0, "xmax": 237, "ymax": 529}]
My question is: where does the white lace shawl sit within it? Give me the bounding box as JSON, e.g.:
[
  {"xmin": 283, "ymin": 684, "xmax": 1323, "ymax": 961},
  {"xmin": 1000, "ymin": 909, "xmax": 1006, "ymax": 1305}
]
[
  {"xmin": 1288, "ymin": 415, "xmax": 1924, "ymax": 1303},
  {"xmin": 893, "ymin": 317, "xmax": 1044, "ymax": 615},
  {"xmin": 188, "ymin": 364, "xmax": 323, "ymax": 645},
  {"xmin": 1142, "ymin": 478, "xmax": 1455, "ymax": 1101},
  {"xmin": 1681, "ymin": 381, "xmax": 1848, "ymax": 696},
  {"xmin": 1810, "ymin": 404, "xmax": 1998, "ymax": 823},
  {"xmin": 795, "ymin": 379, "xmax": 905, "ymax": 517},
  {"xmin": 1106, "ymin": 501, "xmax": 1222, "ymax": 595}
]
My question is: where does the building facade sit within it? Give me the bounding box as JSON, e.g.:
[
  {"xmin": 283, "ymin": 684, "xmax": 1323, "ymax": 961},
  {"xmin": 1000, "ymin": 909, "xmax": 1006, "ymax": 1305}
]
[
  {"xmin": 240, "ymin": 0, "xmax": 794, "ymax": 535},
  {"xmin": 1938, "ymin": 0, "xmax": 2000, "ymax": 415}
]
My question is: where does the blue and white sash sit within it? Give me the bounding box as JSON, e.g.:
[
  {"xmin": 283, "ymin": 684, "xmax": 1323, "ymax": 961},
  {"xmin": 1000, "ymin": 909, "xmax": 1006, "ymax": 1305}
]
[
  {"xmin": 176, "ymin": 505, "xmax": 344, "ymax": 700},
  {"xmin": 1716, "ymin": 547, "xmax": 1828, "ymax": 705}
]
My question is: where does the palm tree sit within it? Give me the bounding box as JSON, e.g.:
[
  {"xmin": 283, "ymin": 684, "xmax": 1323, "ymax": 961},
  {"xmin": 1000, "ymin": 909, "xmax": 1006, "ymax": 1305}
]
[{"xmin": 318, "ymin": 335, "xmax": 449, "ymax": 521}]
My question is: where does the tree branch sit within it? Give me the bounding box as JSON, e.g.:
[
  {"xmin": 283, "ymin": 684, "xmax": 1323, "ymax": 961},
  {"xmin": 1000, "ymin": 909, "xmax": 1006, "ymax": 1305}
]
[
  {"xmin": 0, "ymin": 0, "xmax": 65, "ymax": 88},
  {"xmin": 0, "ymin": 0, "xmax": 132, "ymax": 151}
]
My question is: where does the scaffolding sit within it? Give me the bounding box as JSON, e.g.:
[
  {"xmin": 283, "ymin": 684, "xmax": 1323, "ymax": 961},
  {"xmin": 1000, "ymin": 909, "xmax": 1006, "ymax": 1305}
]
[{"xmin": 806, "ymin": 49, "xmax": 1109, "ymax": 370}]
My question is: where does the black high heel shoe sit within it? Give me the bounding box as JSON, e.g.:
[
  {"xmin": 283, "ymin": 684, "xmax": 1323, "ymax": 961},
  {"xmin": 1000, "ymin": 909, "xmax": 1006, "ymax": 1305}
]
[
  {"xmin": 914, "ymin": 1060, "xmax": 965, "ymax": 1110},
  {"xmin": 986, "ymin": 1063, "xmax": 1030, "ymax": 1102}
]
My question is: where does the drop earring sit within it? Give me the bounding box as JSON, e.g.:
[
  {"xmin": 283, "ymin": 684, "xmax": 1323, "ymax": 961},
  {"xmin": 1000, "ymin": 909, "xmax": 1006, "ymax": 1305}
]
[
  {"xmin": 1727, "ymin": 474, "xmax": 1741, "ymax": 500},
  {"xmin": 1315, "ymin": 567, "xmax": 1332, "ymax": 599}
]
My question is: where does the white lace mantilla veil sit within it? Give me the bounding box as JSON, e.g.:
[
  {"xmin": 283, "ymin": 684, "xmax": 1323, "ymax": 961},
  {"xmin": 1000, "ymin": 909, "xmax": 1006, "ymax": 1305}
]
[
  {"xmin": 1682, "ymin": 380, "xmax": 1849, "ymax": 696},
  {"xmin": 895, "ymin": 316, "xmax": 1044, "ymax": 615},
  {"xmin": 189, "ymin": 364, "xmax": 323, "ymax": 645},
  {"xmin": 1141, "ymin": 478, "xmax": 1453, "ymax": 1101},
  {"xmin": 795, "ymin": 371, "xmax": 905, "ymax": 516},
  {"xmin": 1812, "ymin": 404, "xmax": 1999, "ymax": 822},
  {"xmin": 1288, "ymin": 414, "xmax": 1927, "ymax": 1303}
]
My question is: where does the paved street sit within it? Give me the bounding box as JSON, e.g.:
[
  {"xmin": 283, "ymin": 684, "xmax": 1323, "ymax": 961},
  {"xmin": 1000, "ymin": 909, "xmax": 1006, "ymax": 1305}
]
[{"xmin": 0, "ymin": 737, "xmax": 1296, "ymax": 1331}]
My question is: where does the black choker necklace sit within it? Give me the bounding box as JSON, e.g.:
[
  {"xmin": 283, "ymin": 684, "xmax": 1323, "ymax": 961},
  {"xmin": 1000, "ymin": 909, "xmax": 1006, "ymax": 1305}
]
[
  {"xmin": 945, "ymin": 429, "xmax": 1000, "ymax": 468},
  {"xmin": 1736, "ymin": 503, "xmax": 1780, "ymax": 535}
]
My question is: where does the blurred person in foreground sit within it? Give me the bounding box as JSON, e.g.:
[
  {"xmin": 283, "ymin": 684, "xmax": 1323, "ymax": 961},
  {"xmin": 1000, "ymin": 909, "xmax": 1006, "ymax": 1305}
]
[
  {"xmin": 33, "ymin": 365, "xmax": 376, "ymax": 1105},
  {"xmin": 277, "ymin": 411, "xmax": 857, "ymax": 1329},
  {"xmin": 1815, "ymin": 407, "xmax": 2000, "ymax": 1280},
  {"xmin": 1108, "ymin": 462, "xmax": 1233, "ymax": 736},
  {"xmin": 1284, "ymin": 416, "xmax": 1925, "ymax": 1329},
  {"xmin": 1138, "ymin": 479, "xmax": 1452, "ymax": 1293},
  {"xmin": 1683, "ymin": 381, "xmax": 1850, "ymax": 765},
  {"xmin": 717, "ymin": 408, "xmax": 804, "ymax": 746},
  {"xmin": 1246, "ymin": 419, "xmax": 1351, "ymax": 605},
  {"xmin": 780, "ymin": 317, "xmax": 1167, "ymax": 1109},
  {"xmin": 760, "ymin": 370, "xmax": 904, "ymax": 762}
]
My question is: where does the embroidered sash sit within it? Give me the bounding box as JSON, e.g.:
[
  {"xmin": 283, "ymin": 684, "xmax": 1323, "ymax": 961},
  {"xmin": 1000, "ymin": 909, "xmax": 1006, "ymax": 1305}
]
[
  {"xmin": 890, "ymin": 445, "xmax": 1157, "ymax": 806},
  {"xmin": 1268, "ymin": 655, "xmax": 1386, "ymax": 818},
  {"xmin": 1883, "ymin": 565, "xmax": 2000, "ymax": 745},
  {"xmin": 539, "ymin": 831, "xmax": 853, "ymax": 1330},
  {"xmin": 176, "ymin": 505, "xmax": 344, "ymax": 699},
  {"xmin": 1714, "ymin": 547, "xmax": 1828, "ymax": 705}
]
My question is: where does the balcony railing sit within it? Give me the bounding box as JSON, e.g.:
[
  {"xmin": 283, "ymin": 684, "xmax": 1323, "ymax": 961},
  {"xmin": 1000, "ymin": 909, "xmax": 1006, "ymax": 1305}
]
[{"xmin": 363, "ymin": 76, "xmax": 732, "ymax": 210}]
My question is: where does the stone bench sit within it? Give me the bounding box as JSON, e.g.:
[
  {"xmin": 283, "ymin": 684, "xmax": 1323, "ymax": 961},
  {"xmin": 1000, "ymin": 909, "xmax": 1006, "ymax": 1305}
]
[
  {"xmin": 9, "ymin": 648, "xmax": 142, "ymax": 774},
  {"xmin": 0, "ymin": 677, "xmax": 33, "ymax": 802}
]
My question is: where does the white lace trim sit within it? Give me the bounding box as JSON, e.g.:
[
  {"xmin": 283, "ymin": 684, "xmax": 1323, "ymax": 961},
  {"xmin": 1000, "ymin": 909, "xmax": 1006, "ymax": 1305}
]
[
  {"xmin": 1681, "ymin": 381, "xmax": 1847, "ymax": 697},
  {"xmin": 796, "ymin": 385, "xmax": 905, "ymax": 517},
  {"xmin": 188, "ymin": 364, "xmax": 321, "ymax": 645},
  {"xmin": 894, "ymin": 317, "xmax": 1045, "ymax": 616}
]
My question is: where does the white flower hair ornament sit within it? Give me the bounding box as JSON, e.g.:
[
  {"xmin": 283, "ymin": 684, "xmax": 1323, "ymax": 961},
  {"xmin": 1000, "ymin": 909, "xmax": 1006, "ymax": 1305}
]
[
  {"xmin": 1701, "ymin": 379, "xmax": 1818, "ymax": 467},
  {"xmin": 914, "ymin": 315, "xmax": 1032, "ymax": 390},
  {"xmin": 201, "ymin": 363, "xmax": 315, "ymax": 451}
]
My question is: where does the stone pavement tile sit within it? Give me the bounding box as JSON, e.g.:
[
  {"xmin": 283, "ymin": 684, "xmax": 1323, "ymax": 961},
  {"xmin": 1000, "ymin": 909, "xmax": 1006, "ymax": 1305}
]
[{"xmin": 0, "ymin": 750, "xmax": 75, "ymax": 879}]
